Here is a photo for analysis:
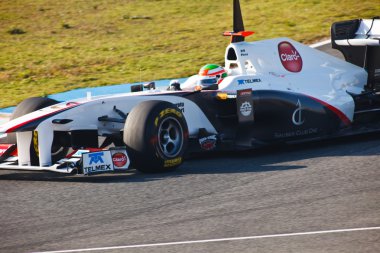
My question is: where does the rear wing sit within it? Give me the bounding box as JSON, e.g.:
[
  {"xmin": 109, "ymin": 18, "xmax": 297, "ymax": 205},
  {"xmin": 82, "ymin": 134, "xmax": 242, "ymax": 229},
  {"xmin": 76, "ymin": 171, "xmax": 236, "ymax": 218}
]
[{"xmin": 331, "ymin": 18, "xmax": 380, "ymax": 90}]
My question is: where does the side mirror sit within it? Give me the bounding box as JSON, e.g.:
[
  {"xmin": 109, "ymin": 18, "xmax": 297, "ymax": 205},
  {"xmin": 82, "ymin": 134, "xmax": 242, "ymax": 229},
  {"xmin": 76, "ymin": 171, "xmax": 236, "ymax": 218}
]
[
  {"xmin": 131, "ymin": 84, "xmax": 143, "ymax": 92},
  {"xmin": 167, "ymin": 81, "xmax": 182, "ymax": 91},
  {"xmin": 131, "ymin": 82, "xmax": 156, "ymax": 92},
  {"xmin": 143, "ymin": 82, "xmax": 156, "ymax": 90}
]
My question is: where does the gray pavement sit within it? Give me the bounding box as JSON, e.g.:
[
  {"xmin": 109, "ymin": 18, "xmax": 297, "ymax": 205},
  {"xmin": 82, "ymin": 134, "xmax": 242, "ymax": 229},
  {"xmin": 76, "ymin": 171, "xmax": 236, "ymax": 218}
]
[
  {"xmin": 0, "ymin": 135, "xmax": 379, "ymax": 253},
  {"xmin": 313, "ymin": 41, "xmax": 345, "ymax": 59}
]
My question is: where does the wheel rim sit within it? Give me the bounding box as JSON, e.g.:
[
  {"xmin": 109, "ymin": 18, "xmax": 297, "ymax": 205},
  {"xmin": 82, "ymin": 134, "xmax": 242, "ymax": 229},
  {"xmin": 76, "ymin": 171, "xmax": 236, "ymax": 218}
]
[{"xmin": 158, "ymin": 117, "xmax": 184, "ymax": 158}]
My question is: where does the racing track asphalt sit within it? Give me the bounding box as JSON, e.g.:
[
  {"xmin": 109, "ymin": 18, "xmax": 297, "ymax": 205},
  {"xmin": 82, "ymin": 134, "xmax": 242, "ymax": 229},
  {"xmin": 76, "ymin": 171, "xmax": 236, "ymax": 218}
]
[{"xmin": 0, "ymin": 44, "xmax": 379, "ymax": 253}]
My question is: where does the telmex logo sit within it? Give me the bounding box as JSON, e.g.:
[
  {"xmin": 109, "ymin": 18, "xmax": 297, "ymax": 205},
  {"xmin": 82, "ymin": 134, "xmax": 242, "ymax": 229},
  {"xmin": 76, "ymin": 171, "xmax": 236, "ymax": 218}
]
[
  {"xmin": 237, "ymin": 79, "xmax": 261, "ymax": 85},
  {"xmin": 278, "ymin": 41, "xmax": 303, "ymax": 73},
  {"xmin": 89, "ymin": 152, "xmax": 104, "ymax": 164}
]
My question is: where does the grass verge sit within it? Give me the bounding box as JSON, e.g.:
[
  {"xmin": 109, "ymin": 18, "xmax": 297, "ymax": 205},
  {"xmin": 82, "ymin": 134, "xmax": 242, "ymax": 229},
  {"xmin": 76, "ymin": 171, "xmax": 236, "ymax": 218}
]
[{"xmin": 0, "ymin": 0, "xmax": 379, "ymax": 107}]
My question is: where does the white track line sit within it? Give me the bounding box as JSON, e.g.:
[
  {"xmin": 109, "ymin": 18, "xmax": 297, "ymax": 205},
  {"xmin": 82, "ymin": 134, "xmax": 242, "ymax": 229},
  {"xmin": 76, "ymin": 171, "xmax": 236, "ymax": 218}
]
[
  {"xmin": 33, "ymin": 226, "xmax": 380, "ymax": 253},
  {"xmin": 309, "ymin": 39, "xmax": 331, "ymax": 48}
]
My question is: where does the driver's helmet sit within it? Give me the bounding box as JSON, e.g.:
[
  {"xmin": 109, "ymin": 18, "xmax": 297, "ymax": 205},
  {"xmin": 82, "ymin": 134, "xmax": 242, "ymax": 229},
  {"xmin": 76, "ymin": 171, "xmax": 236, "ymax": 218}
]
[{"xmin": 198, "ymin": 64, "xmax": 227, "ymax": 84}]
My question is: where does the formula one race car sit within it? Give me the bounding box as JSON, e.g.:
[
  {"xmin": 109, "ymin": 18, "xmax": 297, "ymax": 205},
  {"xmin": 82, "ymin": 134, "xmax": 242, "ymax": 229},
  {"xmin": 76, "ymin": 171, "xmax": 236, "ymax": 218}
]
[{"xmin": 0, "ymin": 0, "xmax": 379, "ymax": 175}]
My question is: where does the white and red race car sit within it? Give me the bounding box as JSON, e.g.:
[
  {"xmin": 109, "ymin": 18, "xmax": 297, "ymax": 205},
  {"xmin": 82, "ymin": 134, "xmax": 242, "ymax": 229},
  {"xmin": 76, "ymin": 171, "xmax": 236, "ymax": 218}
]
[{"xmin": 0, "ymin": 0, "xmax": 379, "ymax": 175}]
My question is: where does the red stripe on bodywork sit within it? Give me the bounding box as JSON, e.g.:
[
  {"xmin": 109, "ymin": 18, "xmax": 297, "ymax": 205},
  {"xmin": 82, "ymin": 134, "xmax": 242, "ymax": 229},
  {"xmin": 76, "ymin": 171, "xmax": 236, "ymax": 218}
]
[
  {"xmin": 0, "ymin": 144, "xmax": 14, "ymax": 156},
  {"xmin": 0, "ymin": 144, "xmax": 17, "ymax": 157},
  {"xmin": 307, "ymin": 95, "xmax": 351, "ymax": 126},
  {"xmin": 5, "ymin": 102, "xmax": 81, "ymax": 133}
]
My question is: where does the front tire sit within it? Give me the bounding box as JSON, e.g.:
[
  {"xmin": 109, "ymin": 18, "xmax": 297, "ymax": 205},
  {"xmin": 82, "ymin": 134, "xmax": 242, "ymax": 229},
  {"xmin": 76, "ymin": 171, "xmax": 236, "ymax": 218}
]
[
  {"xmin": 6, "ymin": 97, "xmax": 69, "ymax": 165},
  {"xmin": 123, "ymin": 100, "xmax": 188, "ymax": 173}
]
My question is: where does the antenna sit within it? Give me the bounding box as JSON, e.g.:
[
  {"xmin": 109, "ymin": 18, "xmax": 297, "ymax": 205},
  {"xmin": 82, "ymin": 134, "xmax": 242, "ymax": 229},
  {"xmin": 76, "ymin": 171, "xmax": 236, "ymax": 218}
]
[{"xmin": 223, "ymin": 0, "xmax": 254, "ymax": 43}]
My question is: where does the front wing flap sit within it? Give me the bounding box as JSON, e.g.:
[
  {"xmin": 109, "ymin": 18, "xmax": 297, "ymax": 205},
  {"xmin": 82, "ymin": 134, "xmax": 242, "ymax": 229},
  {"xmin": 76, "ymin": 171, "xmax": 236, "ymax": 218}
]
[{"xmin": 0, "ymin": 147, "xmax": 130, "ymax": 175}]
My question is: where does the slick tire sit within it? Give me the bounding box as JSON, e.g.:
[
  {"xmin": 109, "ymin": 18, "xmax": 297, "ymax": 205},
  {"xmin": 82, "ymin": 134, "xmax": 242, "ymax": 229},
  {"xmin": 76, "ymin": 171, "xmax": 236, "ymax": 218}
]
[
  {"xmin": 123, "ymin": 100, "xmax": 188, "ymax": 173},
  {"xmin": 6, "ymin": 97, "xmax": 68, "ymax": 165}
]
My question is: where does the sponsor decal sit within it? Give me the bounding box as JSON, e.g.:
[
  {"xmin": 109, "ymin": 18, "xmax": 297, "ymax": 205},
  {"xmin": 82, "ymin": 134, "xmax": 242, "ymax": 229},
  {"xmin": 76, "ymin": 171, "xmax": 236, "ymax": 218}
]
[
  {"xmin": 164, "ymin": 157, "xmax": 182, "ymax": 168},
  {"xmin": 240, "ymin": 102, "xmax": 253, "ymax": 117},
  {"xmin": 278, "ymin": 41, "xmax": 303, "ymax": 73},
  {"xmin": 82, "ymin": 151, "xmax": 114, "ymax": 174},
  {"xmin": 292, "ymin": 99, "xmax": 305, "ymax": 126},
  {"xmin": 269, "ymin": 72, "xmax": 286, "ymax": 78},
  {"xmin": 84, "ymin": 164, "xmax": 112, "ymax": 174},
  {"xmin": 274, "ymin": 128, "xmax": 318, "ymax": 138},
  {"xmin": 175, "ymin": 102, "xmax": 185, "ymax": 113},
  {"xmin": 237, "ymin": 89, "xmax": 254, "ymax": 124},
  {"xmin": 199, "ymin": 135, "xmax": 217, "ymax": 151},
  {"xmin": 33, "ymin": 131, "xmax": 39, "ymax": 155},
  {"xmin": 237, "ymin": 79, "xmax": 261, "ymax": 85},
  {"xmin": 159, "ymin": 108, "xmax": 182, "ymax": 118},
  {"xmin": 155, "ymin": 108, "xmax": 182, "ymax": 126},
  {"xmin": 110, "ymin": 149, "xmax": 130, "ymax": 170},
  {"xmin": 240, "ymin": 49, "xmax": 248, "ymax": 57},
  {"xmin": 51, "ymin": 101, "xmax": 80, "ymax": 109},
  {"xmin": 239, "ymin": 90, "xmax": 252, "ymax": 96},
  {"xmin": 112, "ymin": 152, "xmax": 128, "ymax": 167},
  {"xmin": 374, "ymin": 69, "xmax": 380, "ymax": 77},
  {"xmin": 88, "ymin": 152, "xmax": 105, "ymax": 164}
]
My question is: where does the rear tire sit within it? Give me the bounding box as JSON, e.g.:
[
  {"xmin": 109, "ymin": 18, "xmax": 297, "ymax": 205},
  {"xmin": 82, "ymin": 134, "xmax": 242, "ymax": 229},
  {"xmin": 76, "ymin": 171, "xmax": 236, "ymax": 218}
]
[
  {"xmin": 6, "ymin": 97, "xmax": 68, "ymax": 165},
  {"xmin": 123, "ymin": 100, "xmax": 188, "ymax": 173}
]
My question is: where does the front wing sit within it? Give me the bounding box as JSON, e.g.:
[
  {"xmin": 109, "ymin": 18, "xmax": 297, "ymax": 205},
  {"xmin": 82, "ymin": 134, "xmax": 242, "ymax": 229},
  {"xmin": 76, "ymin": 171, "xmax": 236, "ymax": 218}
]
[{"xmin": 0, "ymin": 145, "xmax": 130, "ymax": 175}]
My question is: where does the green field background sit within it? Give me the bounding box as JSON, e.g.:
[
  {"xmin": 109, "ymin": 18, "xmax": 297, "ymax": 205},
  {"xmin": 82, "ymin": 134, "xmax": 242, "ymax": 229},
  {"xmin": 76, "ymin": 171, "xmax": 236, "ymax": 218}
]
[{"xmin": 0, "ymin": 0, "xmax": 379, "ymax": 108}]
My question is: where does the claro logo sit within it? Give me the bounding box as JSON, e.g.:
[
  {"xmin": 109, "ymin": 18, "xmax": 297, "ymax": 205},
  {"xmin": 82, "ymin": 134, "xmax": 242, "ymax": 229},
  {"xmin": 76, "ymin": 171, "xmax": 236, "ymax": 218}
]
[
  {"xmin": 278, "ymin": 41, "xmax": 303, "ymax": 73},
  {"xmin": 112, "ymin": 152, "xmax": 128, "ymax": 167}
]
